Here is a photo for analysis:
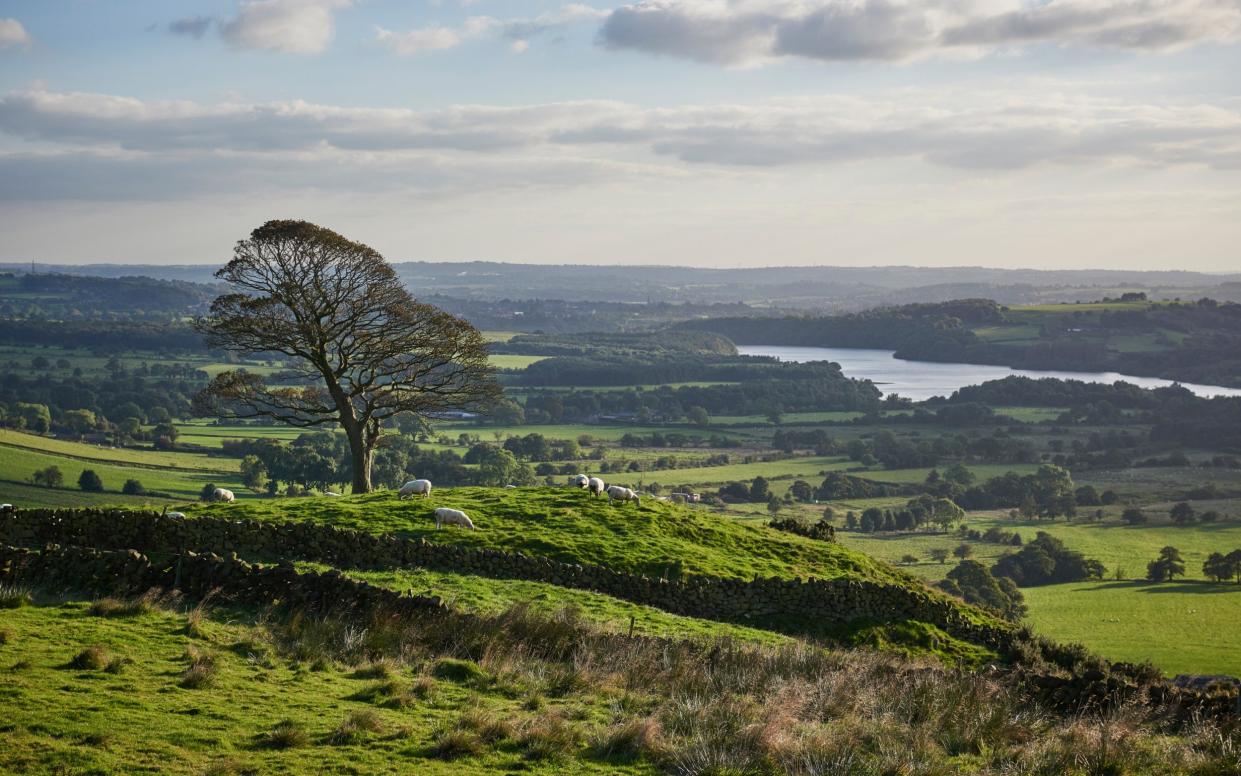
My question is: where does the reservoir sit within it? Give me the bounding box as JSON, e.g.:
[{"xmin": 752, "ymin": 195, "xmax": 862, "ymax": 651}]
[{"xmin": 736, "ymin": 345, "xmax": 1241, "ymax": 401}]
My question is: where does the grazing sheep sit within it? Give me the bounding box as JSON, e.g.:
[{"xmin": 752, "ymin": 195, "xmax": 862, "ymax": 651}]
[
  {"xmin": 212, "ymin": 487, "xmax": 235, "ymax": 503},
  {"xmin": 569, "ymin": 474, "xmax": 590, "ymax": 490},
  {"xmin": 398, "ymin": 479, "xmax": 432, "ymax": 499},
  {"xmin": 606, "ymin": 485, "xmax": 641, "ymax": 507},
  {"xmin": 504, "ymin": 484, "xmax": 517, "ymax": 489},
  {"xmin": 434, "ymin": 507, "xmax": 475, "ymax": 530},
  {"xmin": 587, "ymin": 477, "xmax": 606, "ymax": 497},
  {"xmin": 323, "ymin": 491, "xmax": 341, "ymax": 497},
  {"xmin": 165, "ymin": 511, "xmax": 186, "ymax": 519},
  {"xmin": 0, "ymin": 503, "xmax": 13, "ymax": 514}
]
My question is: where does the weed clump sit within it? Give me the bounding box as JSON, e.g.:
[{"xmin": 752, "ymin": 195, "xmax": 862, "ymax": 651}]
[
  {"xmin": 0, "ymin": 584, "xmax": 33, "ymax": 609},
  {"xmin": 257, "ymin": 719, "xmax": 309, "ymax": 749},
  {"xmin": 329, "ymin": 709, "xmax": 384, "ymax": 745},
  {"xmin": 88, "ymin": 597, "xmax": 152, "ymax": 618},
  {"xmin": 180, "ymin": 645, "xmax": 218, "ymax": 689},
  {"xmin": 431, "ymin": 657, "xmax": 490, "ymax": 687},
  {"xmin": 69, "ymin": 645, "xmax": 111, "ymax": 671},
  {"xmin": 429, "ymin": 728, "xmax": 485, "ymax": 760},
  {"xmin": 519, "ymin": 714, "xmax": 582, "ymax": 762}
]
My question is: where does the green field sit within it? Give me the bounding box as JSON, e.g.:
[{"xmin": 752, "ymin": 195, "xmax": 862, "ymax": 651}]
[
  {"xmin": 487, "ymin": 354, "xmax": 548, "ymax": 370},
  {"xmin": 1024, "ymin": 581, "xmax": 1241, "ymax": 677},
  {"xmin": 0, "ymin": 430, "xmax": 246, "ymax": 505}
]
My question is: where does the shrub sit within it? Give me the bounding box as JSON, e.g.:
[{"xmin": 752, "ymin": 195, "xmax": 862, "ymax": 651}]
[
  {"xmin": 77, "ymin": 469, "xmax": 104, "ymax": 492},
  {"xmin": 122, "ymin": 479, "xmax": 146, "ymax": 495},
  {"xmin": 257, "ymin": 720, "xmax": 309, "ymax": 749},
  {"xmin": 69, "ymin": 646, "xmax": 111, "ymax": 671}
]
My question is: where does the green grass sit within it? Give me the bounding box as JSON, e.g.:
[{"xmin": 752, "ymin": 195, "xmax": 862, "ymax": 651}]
[
  {"xmin": 0, "ymin": 428, "xmax": 239, "ymax": 472},
  {"xmin": 185, "ymin": 488, "xmax": 911, "ymax": 585},
  {"xmin": 311, "ymin": 565, "xmax": 791, "ymax": 645},
  {"xmin": 0, "ymin": 433, "xmax": 246, "ymax": 506},
  {"xmin": 826, "ymin": 508, "xmax": 1241, "ymax": 677},
  {"xmin": 1023, "ymin": 581, "xmax": 1241, "ymax": 677},
  {"xmin": 602, "ymin": 455, "xmax": 854, "ymax": 489},
  {"xmin": 173, "ymin": 420, "xmax": 313, "ymax": 448},
  {"xmin": 0, "ymin": 597, "xmax": 651, "ymax": 775},
  {"xmin": 487, "ymin": 354, "xmax": 548, "ymax": 370}
]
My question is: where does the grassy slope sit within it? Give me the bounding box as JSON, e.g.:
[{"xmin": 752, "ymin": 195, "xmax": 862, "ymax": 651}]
[
  {"xmin": 311, "ymin": 564, "xmax": 791, "ymax": 645},
  {"xmin": 186, "ymin": 488, "xmax": 909, "ymax": 585},
  {"xmin": 0, "ymin": 598, "xmax": 648, "ymax": 776}
]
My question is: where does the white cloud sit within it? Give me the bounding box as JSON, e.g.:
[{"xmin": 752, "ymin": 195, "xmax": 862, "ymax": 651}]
[
  {"xmin": 376, "ymin": 16, "xmax": 499, "ymax": 55},
  {"xmin": 0, "ymin": 17, "xmax": 32, "ymax": 49},
  {"xmin": 220, "ymin": 0, "xmax": 353, "ymax": 54},
  {"xmin": 376, "ymin": 4, "xmax": 608, "ymax": 55},
  {"xmin": 599, "ymin": 0, "xmax": 1241, "ymax": 65},
  {"xmin": 3, "ymin": 87, "xmax": 1239, "ymax": 175}
]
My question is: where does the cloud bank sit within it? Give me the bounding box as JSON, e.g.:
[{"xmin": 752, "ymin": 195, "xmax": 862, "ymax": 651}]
[{"xmin": 599, "ymin": 0, "xmax": 1241, "ymax": 64}]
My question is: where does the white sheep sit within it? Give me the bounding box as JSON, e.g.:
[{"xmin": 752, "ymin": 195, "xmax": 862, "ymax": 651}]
[
  {"xmin": 588, "ymin": 477, "xmax": 606, "ymax": 497},
  {"xmin": 0, "ymin": 503, "xmax": 13, "ymax": 513},
  {"xmin": 434, "ymin": 507, "xmax": 475, "ymax": 530},
  {"xmin": 323, "ymin": 491, "xmax": 341, "ymax": 497},
  {"xmin": 398, "ymin": 479, "xmax": 432, "ymax": 499},
  {"xmin": 606, "ymin": 485, "xmax": 641, "ymax": 507},
  {"xmin": 569, "ymin": 474, "xmax": 590, "ymax": 489},
  {"xmin": 212, "ymin": 487, "xmax": 235, "ymax": 503},
  {"xmin": 165, "ymin": 511, "xmax": 187, "ymax": 519}
]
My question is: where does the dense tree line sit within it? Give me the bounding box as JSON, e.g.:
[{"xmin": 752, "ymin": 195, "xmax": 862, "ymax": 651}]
[
  {"xmin": 0, "ymin": 320, "xmax": 207, "ymax": 353},
  {"xmin": 0, "ymin": 369, "xmax": 200, "ymax": 439},
  {"xmin": 992, "ymin": 532, "xmax": 1105, "ymax": 586}
]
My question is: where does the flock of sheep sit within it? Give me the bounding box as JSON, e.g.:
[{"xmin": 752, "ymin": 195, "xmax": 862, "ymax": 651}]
[{"xmin": 106, "ymin": 476, "xmax": 699, "ymax": 536}]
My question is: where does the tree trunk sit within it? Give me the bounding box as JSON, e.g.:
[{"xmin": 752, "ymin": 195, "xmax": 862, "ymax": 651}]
[{"xmin": 344, "ymin": 422, "xmax": 373, "ymax": 494}]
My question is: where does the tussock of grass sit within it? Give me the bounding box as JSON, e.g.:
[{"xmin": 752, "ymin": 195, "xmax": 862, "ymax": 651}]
[
  {"xmin": 88, "ymin": 596, "xmax": 153, "ymax": 618},
  {"xmin": 0, "ymin": 584, "xmax": 33, "ymax": 609},
  {"xmin": 519, "ymin": 713, "xmax": 582, "ymax": 762},
  {"xmin": 328, "ymin": 709, "xmax": 384, "ymax": 745},
  {"xmin": 429, "ymin": 728, "xmax": 485, "ymax": 760},
  {"xmin": 180, "ymin": 645, "xmax": 218, "ymax": 689},
  {"xmin": 68, "ymin": 645, "xmax": 111, "ymax": 671},
  {"xmin": 431, "ymin": 657, "xmax": 491, "ymax": 687},
  {"xmin": 256, "ymin": 719, "xmax": 309, "ymax": 750},
  {"xmin": 454, "ymin": 708, "xmax": 513, "ymax": 744},
  {"xmin": 0, "ymin": 628, "xmax": 12, "ymax": 645}
]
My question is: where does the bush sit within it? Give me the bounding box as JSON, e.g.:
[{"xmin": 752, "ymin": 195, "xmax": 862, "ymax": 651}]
[
  {"xmin": 77, "ymin": 469, "xmax": 104, "ymax": 492},
  {"xmin": 121, "ymin": 478, "xmax": 146, "ymax": 495}
]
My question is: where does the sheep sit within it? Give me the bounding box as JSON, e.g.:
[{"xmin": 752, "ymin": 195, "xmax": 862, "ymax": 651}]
[
  {"xmin": 212, "ymin": 487, "xmax": 235, "ymax": 503},
  {"xmin": 434, "ymin": 507, "xmax": 475, "ymax": 531},
  {"xmin": 0, "ymin": 503, "xmax": 13, "ymax": 514},
  {"xmin": 504, "ymin": 484, "xmax": 517, "ymax": 489},
  {"xmin": 606, "ymin": 485, "xmax": 641, "ymax": 507},
  {"xmin": 588, "ymin": 477, "xmax": 606, "ymax": 497},
  {"xmin": 165, "ymin": 511, "xmax": 186, "ymax": 519},
  {"xmin": 569, "ymin": 474, "xmax": 590, "ymax": 490},
  {"xmin": 398, "ymin": 479, "xmax": 432, "ymax": 499},
  {"xmin": 323, "ymin": 491, "xmax": 341, "ymax": 497}
]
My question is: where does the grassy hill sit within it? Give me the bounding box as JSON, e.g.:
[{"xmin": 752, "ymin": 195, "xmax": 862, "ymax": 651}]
[{"xmin": 183, "ymin": 488, "xmax": 911, "ymax": 585}]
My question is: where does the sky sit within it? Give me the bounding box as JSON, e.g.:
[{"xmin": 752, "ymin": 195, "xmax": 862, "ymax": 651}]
[{"xmin": 0, "ymin": 1, "xmax": 1239, "ymax": 270}]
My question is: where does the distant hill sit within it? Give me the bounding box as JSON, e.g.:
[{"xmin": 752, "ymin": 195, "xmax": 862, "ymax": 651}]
[{"xmin": 4, "ymin": 261, "xmax": 1239, "ymax": 311}]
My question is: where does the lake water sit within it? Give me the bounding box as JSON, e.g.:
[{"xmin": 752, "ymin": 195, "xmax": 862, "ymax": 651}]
[{"xmin": 736, "ymin": 345, "xmax": 1241, "ymax": 401}]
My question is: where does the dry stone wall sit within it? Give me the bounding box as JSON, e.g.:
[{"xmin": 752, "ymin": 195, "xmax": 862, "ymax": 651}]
[{"xmin": 0, "ymin": 507, "xmax": 1011, "ymax": 651}]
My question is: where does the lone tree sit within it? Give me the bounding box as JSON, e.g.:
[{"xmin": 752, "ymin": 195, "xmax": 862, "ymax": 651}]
[{"xmin": 194, "ymin": 221, "xmax": 499, "ymax": 494}]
